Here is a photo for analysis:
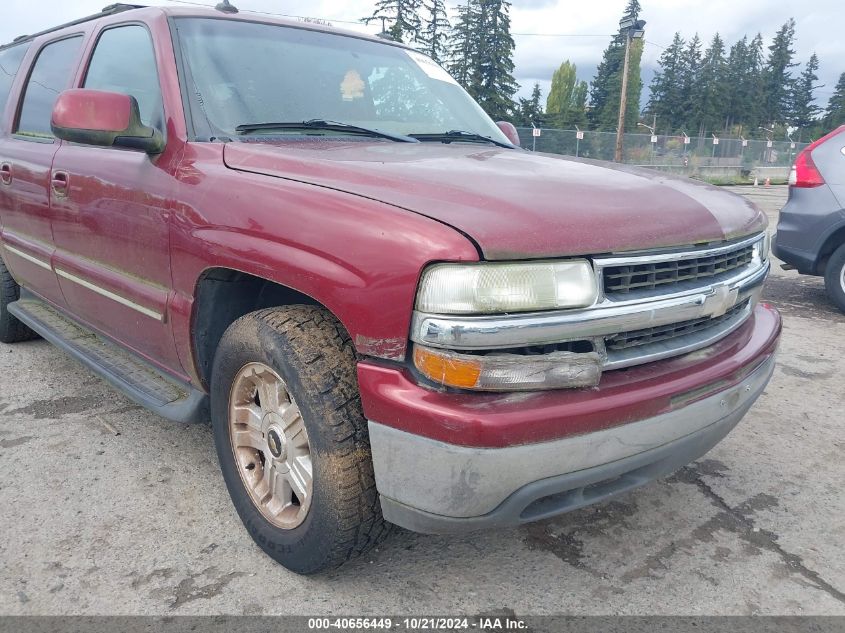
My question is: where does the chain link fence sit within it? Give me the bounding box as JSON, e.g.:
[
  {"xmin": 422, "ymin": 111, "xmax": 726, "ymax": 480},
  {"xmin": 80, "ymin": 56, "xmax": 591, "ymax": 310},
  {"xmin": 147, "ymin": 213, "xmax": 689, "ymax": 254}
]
[{"xmin": 515, "ymin": 128, "xmax": 807, "ymax": 184}]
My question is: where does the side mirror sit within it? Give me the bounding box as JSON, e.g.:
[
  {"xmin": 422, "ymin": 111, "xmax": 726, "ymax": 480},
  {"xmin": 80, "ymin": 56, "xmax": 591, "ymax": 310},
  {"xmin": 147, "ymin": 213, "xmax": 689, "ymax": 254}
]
[
  {"xmin": 51, "ymin": 89, "xmax": 165, "ymax": 155},
  {"xmin": 496, "ymin": 121, "xmax": 521, "ymax": 147}
]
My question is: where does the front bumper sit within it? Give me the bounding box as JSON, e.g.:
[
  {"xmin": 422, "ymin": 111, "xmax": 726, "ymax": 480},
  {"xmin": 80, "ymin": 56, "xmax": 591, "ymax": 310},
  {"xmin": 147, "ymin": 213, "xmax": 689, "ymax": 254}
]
[{"xmin": 371, "ymin": 354, "xmax": 775, "ymax": 534}]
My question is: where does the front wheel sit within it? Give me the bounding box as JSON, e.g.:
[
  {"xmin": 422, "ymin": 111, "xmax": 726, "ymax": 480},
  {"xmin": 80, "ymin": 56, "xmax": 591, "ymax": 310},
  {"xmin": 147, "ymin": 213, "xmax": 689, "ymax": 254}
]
[
  {"xmin": 210, "ymin": 306, "xmax": 390, "ymax": 574},
  {"xmin": 824, "ymin": 243, "xmax": 845, "ymax": 314}
]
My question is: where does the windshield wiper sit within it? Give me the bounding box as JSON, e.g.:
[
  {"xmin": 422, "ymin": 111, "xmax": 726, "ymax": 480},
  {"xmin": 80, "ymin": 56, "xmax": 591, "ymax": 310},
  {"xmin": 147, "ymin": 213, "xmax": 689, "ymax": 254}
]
[
  {"xmin": 409, "ymin": 130, "xmax": 516, "ymax": 149},
  {"xmin": 235, "ymin": 119, "xmax": 419, "ymax": 143}
]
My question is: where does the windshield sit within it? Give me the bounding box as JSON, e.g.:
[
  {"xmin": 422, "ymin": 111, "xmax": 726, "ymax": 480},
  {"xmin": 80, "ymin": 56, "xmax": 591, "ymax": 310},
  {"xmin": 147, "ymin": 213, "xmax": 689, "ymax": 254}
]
[{"xmin": 173, "ymin": 18, "xmax": 509, "ymax": 143}]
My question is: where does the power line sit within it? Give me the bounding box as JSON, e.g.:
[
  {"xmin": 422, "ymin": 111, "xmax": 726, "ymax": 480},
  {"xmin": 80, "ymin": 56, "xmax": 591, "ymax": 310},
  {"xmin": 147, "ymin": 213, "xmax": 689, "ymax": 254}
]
[
  {"xmin": 512, "ymin": 33, "xmax": 613, "ymax": 37},
  {"xmin": 161, "ymin": 2, "xmax": 636, "ymax": 36},
  {"xmin": 162, "ymin": 0, "xmax": 366, "ymax": 25}
]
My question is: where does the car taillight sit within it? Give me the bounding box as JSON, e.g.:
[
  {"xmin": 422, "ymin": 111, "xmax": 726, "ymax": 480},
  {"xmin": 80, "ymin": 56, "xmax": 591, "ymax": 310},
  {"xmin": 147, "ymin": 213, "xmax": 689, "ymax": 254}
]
[{"xmin": 790, "ymin": 125, "xmax": 845, "ymax": 188}]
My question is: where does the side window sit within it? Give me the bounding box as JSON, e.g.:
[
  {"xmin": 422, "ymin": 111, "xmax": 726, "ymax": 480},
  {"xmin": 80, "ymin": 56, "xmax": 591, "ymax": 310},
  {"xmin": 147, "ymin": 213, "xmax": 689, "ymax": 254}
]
[
  {"xmin": 0, "ymin": 43, "xmax": 31, "ymax": 115},
  {"xmin": 16, "ymin": 36, "xmax": 83, "ymax": 138},
  {"xmin": 84, "ymin": 26, "xmax": 164, "ymax": 130}
]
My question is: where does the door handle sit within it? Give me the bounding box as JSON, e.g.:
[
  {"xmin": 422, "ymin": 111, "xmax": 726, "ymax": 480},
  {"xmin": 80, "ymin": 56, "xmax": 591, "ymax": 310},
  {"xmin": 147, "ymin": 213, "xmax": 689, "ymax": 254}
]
[
  {"xmin": 51, "ymin": 171, "xmax": 69, "ymax": 197},
  {"xmin": 0, "ymin": 163, "xmax": 11, "ymax": 186}
]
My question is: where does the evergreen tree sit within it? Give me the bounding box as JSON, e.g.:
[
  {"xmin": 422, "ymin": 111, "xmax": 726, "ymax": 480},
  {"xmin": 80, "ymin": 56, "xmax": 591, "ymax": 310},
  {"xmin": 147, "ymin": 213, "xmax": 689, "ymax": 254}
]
[
  {"xmin": 516, "ymin": 83, "xmax": 544, "ymax": 126},
  {"xmin": 790, "ymin": 53, "xmax": 822, "ymax": 136},
  {"xmin": 646, "ymin": 32, "xmax": 686, "ymax": 132},
  {"xmin": 446, "ymin": 1, "xmax": 480, "ymax": 89},
  {"xmin": 724, "ymin": 36, "xmax": 750, "ymax": 131},
  {"xmin": 470, "ymin": 0, "xmax": 518, "ymax": 120},
  {"xmin": 546, "ymin": 61, "xmax": 588, "ymax": 128},
  {"xmin": 825, "ymin": 72, "xmax": 845, "ymax": 129},
  {"xmin": 678, "ymin": 34, "xmax": 702, "ymax": 132},
  {"xmin": 571, "ymin": 81, "xmax": 589, "ymax": 126},
  {"xmin": 588, "ymin": 0, "xmax": 643, "ymax": 131},
  {"xmin": 761, "ymin": 18, "xmax": 797, "ymax": 125},
  {"xmin": 364, "ymin": 0, "xmax": 422, "ymax": 44},
  {"xmin": 646, "ymin": 22, "xmax": 822, "ymax": 138},
  {"xmin": 745, "ymin": 33, "xmax": 767, "ymax": 131},
  {"xmin": 418, "ymin": 0, "xmax": 449, "ymax": 63},
  {"xmin": 693, "ymin": 33, "xmax": 727, "ymax": 134}
]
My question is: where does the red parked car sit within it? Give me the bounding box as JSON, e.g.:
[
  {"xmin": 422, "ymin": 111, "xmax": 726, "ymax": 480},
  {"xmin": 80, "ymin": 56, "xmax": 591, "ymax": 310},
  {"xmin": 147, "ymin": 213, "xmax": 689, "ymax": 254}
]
[{"xmin": 0, "ymin": 4, "xmax": 780, "ymax": 574}]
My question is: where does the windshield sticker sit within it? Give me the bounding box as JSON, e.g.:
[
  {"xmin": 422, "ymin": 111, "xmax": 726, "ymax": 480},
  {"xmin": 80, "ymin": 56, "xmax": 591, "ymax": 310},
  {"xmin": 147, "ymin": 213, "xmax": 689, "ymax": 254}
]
[
  {"xmin": 340, "ymin": 69, "xmax": 366, "ymax": 101},
  {"xmin": 406, "ymin": 50, "xmax": 459, "ymax": 86}
]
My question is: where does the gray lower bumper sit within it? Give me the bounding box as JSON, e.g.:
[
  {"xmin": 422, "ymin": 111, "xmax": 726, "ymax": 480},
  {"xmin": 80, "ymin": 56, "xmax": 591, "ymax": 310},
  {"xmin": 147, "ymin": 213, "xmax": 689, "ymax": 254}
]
[{"xmin": 370, "ymin": 355, "xmax": 775, "ymax": 534}]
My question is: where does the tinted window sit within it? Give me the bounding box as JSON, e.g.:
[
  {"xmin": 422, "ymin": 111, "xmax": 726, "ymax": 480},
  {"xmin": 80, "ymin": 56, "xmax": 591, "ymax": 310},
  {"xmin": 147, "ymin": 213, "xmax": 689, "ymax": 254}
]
[
  {"xmin": 17, "ymin": 36, "xmax": 83, "ymax": 138},
  {"xmin": 84, "ymin": 26, "xmax": 164, "ymax": 129},
  {"xmin": 0, "ymin": 44, "xmax": 30, "ymax": 114}
]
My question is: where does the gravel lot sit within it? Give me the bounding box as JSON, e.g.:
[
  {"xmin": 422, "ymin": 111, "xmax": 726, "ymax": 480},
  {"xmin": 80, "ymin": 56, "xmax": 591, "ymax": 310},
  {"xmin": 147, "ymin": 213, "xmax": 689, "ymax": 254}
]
[{"xmin": 0, "ymin": 185, "xmax": 843, "ymax": 616}]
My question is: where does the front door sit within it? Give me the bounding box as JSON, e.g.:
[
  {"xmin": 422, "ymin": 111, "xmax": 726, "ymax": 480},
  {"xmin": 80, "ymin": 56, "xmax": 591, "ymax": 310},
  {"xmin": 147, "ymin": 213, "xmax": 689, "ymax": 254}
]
[{"xmin": 50, "ymin": 24, "xmax": 183, "ymax": 373}]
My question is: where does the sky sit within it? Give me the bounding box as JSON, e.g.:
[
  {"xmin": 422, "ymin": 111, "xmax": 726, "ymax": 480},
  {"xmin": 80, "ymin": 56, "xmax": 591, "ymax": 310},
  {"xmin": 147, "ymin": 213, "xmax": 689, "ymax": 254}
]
[{"xmin": 3, "ymin": 0, "xmax": 840, "ymax": 109}]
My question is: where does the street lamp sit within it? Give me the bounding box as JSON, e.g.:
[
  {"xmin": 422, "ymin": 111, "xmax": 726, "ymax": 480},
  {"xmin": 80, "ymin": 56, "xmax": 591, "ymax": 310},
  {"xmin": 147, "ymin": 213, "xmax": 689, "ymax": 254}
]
[
  {"xmin": 574, "ymin": 124, "xmax": 582, "ymax": 157},
  {"xmin": 758, "ymin": 126, "xmax": 774, "ymax": 165},
  {"xmin": 638, "ymin": 120, "xmax": 656, "ymax": 163},
  {"xmin": 614, "ymin": 18, "xmax": 646, "ymax": 162}
]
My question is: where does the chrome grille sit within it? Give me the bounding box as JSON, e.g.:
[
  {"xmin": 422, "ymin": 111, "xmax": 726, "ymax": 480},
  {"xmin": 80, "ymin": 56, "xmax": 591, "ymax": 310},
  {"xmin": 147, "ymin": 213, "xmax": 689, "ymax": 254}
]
[
  {"xmin": 603, "ymin": 243, "xmax": 755, "ymax": 295},
  {"xmin": 606, "ymin": 300, "xmax": 750, "ymax": 352}
]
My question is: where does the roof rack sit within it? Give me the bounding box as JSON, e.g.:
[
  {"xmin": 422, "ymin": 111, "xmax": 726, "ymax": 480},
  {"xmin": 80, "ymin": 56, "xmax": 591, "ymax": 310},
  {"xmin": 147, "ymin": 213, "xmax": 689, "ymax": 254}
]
[{"xmin": 1, "ymin": 4, "xmax": 147, "ymax": 50}]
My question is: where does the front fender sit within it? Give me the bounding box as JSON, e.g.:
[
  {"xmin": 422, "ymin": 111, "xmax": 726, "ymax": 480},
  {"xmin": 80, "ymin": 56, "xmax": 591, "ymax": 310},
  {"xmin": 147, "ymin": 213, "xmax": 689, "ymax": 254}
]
[{"xmin": 166, "ymin": 151, "xmax": 479, "ymax": 382}]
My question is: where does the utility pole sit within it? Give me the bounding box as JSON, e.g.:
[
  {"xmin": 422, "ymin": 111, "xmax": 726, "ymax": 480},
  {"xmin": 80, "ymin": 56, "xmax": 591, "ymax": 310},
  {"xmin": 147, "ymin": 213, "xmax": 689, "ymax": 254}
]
[
  {"xmin": 614, "ymin": 34, "xmax": 632, "ymax": 163},
  {"xmin": 614, "ymin": 18, "xmax": 646, "ymax": 163}
]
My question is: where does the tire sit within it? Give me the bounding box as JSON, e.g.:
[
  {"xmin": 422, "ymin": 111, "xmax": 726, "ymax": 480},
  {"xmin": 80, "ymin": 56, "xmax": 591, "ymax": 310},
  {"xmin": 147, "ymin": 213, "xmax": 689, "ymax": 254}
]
[
  {"xmin": 824, "ymin": 243, "xmax": 845, "ymax": 314},
  {"xmin": 0, "ymin": 257, "xmax": 37, "ymax": 344},
  {"xmin": 210, "ymin": 305, "xmax": 390, "ymax": 574}
]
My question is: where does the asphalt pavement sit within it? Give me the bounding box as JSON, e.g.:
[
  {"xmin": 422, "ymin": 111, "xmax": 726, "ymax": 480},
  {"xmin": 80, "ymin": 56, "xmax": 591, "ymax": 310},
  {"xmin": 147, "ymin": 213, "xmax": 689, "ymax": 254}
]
[{"xmin": 0, "ymin": 185, "xmax": 843, "ymax": 615}]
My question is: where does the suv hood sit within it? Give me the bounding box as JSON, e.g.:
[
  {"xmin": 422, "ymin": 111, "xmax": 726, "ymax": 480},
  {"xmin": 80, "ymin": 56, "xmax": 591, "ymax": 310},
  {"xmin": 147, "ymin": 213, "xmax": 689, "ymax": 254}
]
[{"xmin": 223, "ymin": 141, "xmax": 766, "ymax": 260}]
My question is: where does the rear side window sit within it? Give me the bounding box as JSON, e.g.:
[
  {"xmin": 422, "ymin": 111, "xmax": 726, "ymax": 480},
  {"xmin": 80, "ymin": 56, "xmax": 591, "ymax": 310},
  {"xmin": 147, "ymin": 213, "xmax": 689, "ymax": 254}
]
[
  {"xmin": 0, "ymin": 44, "xmax": 30, "ymax": 114},
  {"xmin": 16, "ymin": 36, "xmax": 83, "ymax": 138},
  {"xmin": 84, "ymin": 25, "xmax": 164, "ymax": 130}
]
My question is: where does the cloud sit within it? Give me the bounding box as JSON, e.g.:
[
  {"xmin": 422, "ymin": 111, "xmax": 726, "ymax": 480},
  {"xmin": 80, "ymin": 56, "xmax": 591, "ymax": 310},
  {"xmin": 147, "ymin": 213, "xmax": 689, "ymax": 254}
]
[{"xmin": 2, "ymin": 0, "xmax": 838, "ymax": 104}]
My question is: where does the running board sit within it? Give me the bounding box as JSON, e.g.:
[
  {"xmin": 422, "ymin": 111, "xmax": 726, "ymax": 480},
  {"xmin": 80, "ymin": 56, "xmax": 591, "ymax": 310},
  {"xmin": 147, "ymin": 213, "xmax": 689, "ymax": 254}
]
[{"xmin": 8, "ymin": 295, "xmax": 208, "ymax": 424}]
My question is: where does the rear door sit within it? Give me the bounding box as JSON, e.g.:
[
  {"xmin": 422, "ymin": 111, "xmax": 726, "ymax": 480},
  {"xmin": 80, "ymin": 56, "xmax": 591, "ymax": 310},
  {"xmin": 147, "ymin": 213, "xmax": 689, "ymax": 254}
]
[
  {"xmin": 50, "ymin": 23, "xmax": 183, "ymax": 371},
  {"xmin": 0, "ymin": 36, "xmax": 85, "ymax": 307}
]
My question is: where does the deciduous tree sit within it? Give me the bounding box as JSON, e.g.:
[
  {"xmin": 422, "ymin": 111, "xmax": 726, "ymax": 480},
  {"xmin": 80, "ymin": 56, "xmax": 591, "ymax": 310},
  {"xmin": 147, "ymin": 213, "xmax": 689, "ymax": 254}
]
[{"xmin": 546, "ymin": 61, "xmax": 587, "ymax": 128}]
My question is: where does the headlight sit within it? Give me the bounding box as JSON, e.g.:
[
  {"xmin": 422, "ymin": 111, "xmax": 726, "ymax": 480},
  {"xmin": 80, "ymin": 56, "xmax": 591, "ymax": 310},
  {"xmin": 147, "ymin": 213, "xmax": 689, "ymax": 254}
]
[
  {"xmin": 416, "ymin": 260, "xmax": 598, "ymax": 314},
  {"xmin": 753, "ymin": 233, "xmax": 770, "ymax": 263},
  {"xmin": 413, "ymin": 345, "xmax": 602, "ymax": 391}
]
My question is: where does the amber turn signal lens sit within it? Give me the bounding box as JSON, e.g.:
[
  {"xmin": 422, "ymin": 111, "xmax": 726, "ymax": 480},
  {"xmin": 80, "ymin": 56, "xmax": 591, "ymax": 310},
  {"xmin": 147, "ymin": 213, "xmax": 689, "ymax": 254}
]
[{"xmin": 413, "ymin": 346, "xmax": 482, "ymax": 389}]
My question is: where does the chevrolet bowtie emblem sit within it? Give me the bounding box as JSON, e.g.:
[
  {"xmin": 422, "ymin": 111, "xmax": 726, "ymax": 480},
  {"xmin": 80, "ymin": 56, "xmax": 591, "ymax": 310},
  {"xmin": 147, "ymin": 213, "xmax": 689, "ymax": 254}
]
[{"xmin": 706, "ymin": 284, "xmax": 740, "ymax": 318}]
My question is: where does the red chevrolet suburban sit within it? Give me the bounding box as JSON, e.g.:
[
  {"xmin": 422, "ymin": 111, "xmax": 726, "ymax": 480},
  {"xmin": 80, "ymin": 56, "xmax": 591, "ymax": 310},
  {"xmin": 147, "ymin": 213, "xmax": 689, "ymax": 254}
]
[{"xmin": 0, "ymin": 4, "xmax": 780, "ymax": 574}]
